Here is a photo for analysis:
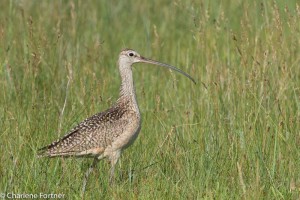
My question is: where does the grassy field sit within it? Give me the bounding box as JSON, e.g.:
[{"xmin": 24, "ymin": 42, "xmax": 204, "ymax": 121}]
[{"xmin": 1, "ymin": 0, "xmax": 300, "ymax": 199}]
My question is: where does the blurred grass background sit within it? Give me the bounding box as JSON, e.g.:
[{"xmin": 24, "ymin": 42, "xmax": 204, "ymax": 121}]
[{"xmin": 1, "ymin": 0, "xmax": 300, "ymax": 199}]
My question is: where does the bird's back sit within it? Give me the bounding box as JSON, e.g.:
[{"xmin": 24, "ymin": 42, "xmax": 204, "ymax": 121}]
[{"xmin": 38, "ymin": 99, "xmax": 141, "ymax": 158}]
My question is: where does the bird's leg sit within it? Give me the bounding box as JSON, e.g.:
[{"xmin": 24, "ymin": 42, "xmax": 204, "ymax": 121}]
[
  {"xmin": 82, "ymin": 158, "xmax": 99, "ymax": 195},
  {"xmin": 109, "ymin": 150, "xmax": 121, "ymax": 185}
]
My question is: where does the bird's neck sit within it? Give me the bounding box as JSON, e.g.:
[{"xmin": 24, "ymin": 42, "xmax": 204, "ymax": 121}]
[{"xmin": 117, "ymin": 65, "xmax": 139, "ymax": 111}]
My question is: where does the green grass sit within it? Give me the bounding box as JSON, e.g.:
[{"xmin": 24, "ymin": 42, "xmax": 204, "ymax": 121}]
[{"xmin": 1, "ymin": 0, "xmax": 300, "ymax": 199}]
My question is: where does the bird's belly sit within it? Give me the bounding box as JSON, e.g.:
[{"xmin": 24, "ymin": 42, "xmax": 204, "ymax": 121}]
[
  {"xmin": 122, "ymin": 124, "xmax": 141, "ymax": 149},
  {"xmin": 111, "ymin": 118, "xmax": 141, "ymax": 151}
]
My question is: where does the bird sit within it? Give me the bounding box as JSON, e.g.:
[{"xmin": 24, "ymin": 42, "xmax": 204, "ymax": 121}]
[{"xmin": 38, "ymin": 48, "xmax": 195, "ymax": 193}]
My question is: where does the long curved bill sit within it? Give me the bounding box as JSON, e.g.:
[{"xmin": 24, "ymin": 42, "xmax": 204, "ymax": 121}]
[{"xmin": 138, "ymin": 56, "xmax": 196, "ymax": 84}]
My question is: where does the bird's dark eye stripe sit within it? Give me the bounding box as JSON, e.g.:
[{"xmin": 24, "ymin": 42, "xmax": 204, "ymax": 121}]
[{"xmin": 129, "ymin": 53, "xmax": 134, "ymax": 56}]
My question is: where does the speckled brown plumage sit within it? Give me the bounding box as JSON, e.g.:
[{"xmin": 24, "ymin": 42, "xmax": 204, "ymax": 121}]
[{"xmin": 38, "ymin": 98, "xmax": 137, "ymax": 157}]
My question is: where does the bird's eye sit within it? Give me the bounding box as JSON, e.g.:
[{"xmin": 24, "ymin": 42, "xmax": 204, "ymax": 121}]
[{"xmin": 129, "ymin": 53, "xmax": 134, "ymax": 57}]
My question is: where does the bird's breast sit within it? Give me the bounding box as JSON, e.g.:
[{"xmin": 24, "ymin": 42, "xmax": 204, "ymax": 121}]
[{"xmin": 110, "ymin": 112, "xmax": 141, "ymax": 151}]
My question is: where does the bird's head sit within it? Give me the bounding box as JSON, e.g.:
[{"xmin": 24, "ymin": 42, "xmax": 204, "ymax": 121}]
[
  {"xmin": 118, "ymin": 49, "xmax": 143, "ymax": 65},
  {"xmin": 118, "ymin": 48, "xmax": 196, "ymax": 84}
]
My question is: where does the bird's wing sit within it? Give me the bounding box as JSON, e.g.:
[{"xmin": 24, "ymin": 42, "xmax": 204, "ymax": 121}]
[{"xmin": 38, "ymin": 106, "xmax": 133, "ymax": 157}]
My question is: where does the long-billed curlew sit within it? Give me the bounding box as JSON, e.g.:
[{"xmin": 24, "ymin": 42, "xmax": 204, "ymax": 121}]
[{"xmin": 38, "ymin": 49, "xmax": 195, "ymax": 192}]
